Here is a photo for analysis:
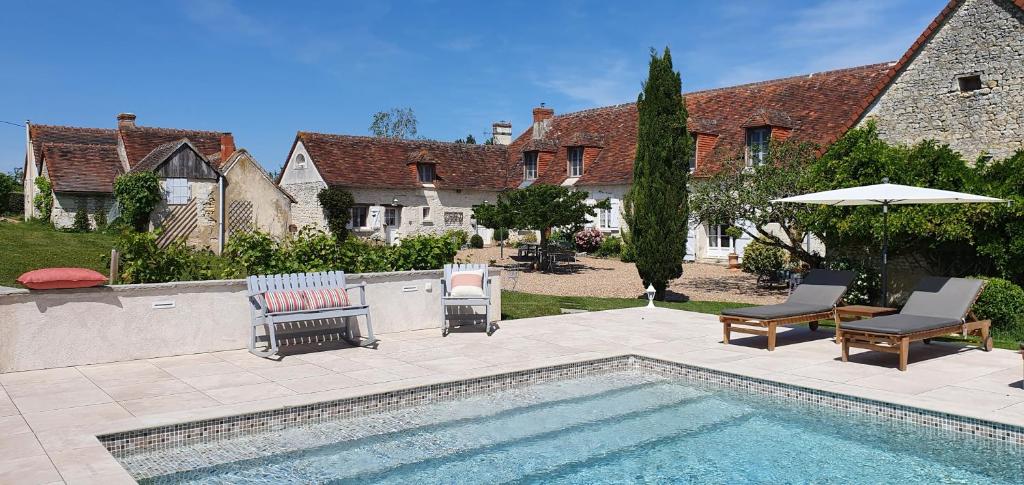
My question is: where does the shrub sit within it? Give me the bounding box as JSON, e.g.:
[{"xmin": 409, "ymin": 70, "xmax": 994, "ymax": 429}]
[
  {"xmin": 114, "ymin": 230, "xmax": 208, "ymax": 284},
  {"xmin": 620, "ymin": 229, "xmax": 636, "ymax": 263},
  {"xmin": 519, "ymin": 231, "xmax": 537, "ymax": 244},
  {"xmin": 469, "ymin": 234, "xmax": 484, "ymax": 248},
  {"xmin": 972, "ymin": 277, "xmax": 1024, "ymax": 341},
  {"xmin": 94, "ymin": 209, "xmax": 108, "ymax": 230},
  {"xmin": 740, "ymin": 239, "xmax": 785, "ymax": 277},
  {"xmin": 0, "ymin": 172, "xmax": 15, "ymax": 215},
  {"xmin": 317, "ymin": 187, "xmax": 354, "ymax": 241},
  {"xmin": 447, "ymin": 229, "xmax": 469, "ymax": 248},
  {"xmin": 113, "ymin": 172, "xmax": 162, "ymax": 231},
  {"xmin": 223, "ymin": 231, "xmax": 290, "ymax": 277},
  {"xmin": 33, "ymin": 176, "xmax": 53, "ymax": 221},
  {"xmin": 492, "ymin": 227, "xmax": 509, "ymax": 242},
  {"xmin": 574, "ymin": 227, "xmax": 604, "ymax": 252},
  {"xmin": 72, "ymin": 204, "xmax": 91, "ymax": 232},
  {"xmin": 390, "ymin": 231, "xmax": 463, "ymax": 270},
  {"xmin": 595, "ymin": 235, "xmax": 622, "ymax": 257}
]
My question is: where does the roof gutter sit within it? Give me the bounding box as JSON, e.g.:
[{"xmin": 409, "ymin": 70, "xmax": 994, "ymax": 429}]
[{"xmin": 218, "ymin": 174, "xmax": 225, "ymax": 254}]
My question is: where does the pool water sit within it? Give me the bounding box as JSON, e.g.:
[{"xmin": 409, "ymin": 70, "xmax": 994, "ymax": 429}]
[{"xmin": 134, "ymin": 372, "xmax": 1024, "ymax": 484}]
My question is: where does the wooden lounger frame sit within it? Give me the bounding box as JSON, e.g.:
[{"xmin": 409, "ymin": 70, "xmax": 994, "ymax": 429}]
[
  {"xmin": 840, "ymin": 311, "xmax": 992, "ymax": 371},
  {"xmin": 721, "ymin": 308, "xmax": 839, "ymax": 351}
]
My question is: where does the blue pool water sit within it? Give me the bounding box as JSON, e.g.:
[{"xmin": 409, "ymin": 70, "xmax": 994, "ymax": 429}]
[{"xmin": 133, "ymin": 372, "xmax": 1024, "ymax": 484}]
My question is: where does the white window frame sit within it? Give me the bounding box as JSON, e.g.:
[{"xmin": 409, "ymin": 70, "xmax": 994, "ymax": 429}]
[
  {"xmin": 707, "ymin": 224, "xmax": 732, "ymax": 251},
  {"xmin": 349, "ymin": 205, "xmax": 369, "ymax": 229},
  {"xmin": 295, "ymin": 153, "xmax": 307, "ymax": 169},
  {"xmin": 417, "ymin": 163, "xmax": 435, "ymax": 184},
  {"xmin": 164, "ymin": 178, "xmax": 190, "ymax": 205},
  {"xmin": 421, "ymin": 206, "xmax": 432, "ymax": 225},
  {"xmin": 746, "ymin": 127, "xmax": 771, "ymax": 166},
  {"xmin": 384, "ymin": 207, "xmax": 399, "ymax": 227},
  {"xmin": 523, "ymin": 152, "xmax": 538, "ymax": 180},
  {"xmin": 567, "ymin": 147, "xmax": 583, "ymax": 177}
]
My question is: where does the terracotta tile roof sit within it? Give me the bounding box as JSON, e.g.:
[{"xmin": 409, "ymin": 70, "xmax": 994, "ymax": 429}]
[
  {"xmin": 40, "ymin": 143, "xmax": 123, "ymax": 194},
  {"xmin": 119, "ymin": 126, "xmax": 227, "ymax": 169},
  {"xmin": 28, "ymin": 125, "xmax": 117, "ymax": 169},
  {"xmin": 507, "ymin": 62, "xmax": 894, "ymax": 186},
  {"xmin": 846, "ymin": 0, "xmax": 1024, "ymax": 132},
  {"xmin": 293, "ymin": 132, "xmax": 511, "ymax": 190}
]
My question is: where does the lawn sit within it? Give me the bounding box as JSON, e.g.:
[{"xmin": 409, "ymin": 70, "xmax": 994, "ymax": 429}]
[
  {"xmin": 501, "ymin": 290, "xmax": 752, "ymax": 320},
  {"xmin": 0, "ymin": 220, "xmax": 117, "ymax": 287}
]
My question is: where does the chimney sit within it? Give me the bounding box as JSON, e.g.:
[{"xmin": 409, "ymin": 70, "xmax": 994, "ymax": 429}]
[
  {"xmin": 220, "ymin": 133, "xmax": 235, "ymax": 161},
  {"xmin": 531, "ymin": 103, "xmax": 554, "ymax": 140},
  {"xmin": 491, "ymin": 121, "xmax": 512, "ymax": 146},
  {"xmin": 117, "ymin": 113, "xmax": 136, "ymax": 128}
]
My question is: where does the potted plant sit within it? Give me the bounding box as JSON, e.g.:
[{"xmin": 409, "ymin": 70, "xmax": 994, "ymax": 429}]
[{"xmin": 724, "ymin": 226, "xmax": 743, "ymax": 270}]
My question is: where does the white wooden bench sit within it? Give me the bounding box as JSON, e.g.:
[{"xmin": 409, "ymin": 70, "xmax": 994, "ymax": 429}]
[
  {"xmin": 440, "ymin": 263, "xmax": 494, "ymax": 336},
  {"xmin": 247, "ymin": 271, "xmax": 377, "ymax": 358}
]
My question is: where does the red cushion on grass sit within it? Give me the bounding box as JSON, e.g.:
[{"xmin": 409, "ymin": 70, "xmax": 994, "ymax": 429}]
[{"xmin": 16, "ymin": 268, "xmax": 108, "ymax": 290}]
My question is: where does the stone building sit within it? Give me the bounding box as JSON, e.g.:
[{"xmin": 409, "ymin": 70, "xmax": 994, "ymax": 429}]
[
  {"xmin": 278, "ymin": 126, "xmax": 512, "ymax": 244},
  {"xmin": 23, "ymin": 114, "xmax": 292, "ymax": 251},
  {"xmin": 857, "ymin": 0, "xmax": 1024, "ymax": 161}
]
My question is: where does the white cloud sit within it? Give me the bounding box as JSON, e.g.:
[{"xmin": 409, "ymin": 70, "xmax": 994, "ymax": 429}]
[
  {"xmin": 534, "ymin": 57, "xmax": 638, "ymax": 107},
  {"xmin": 181, "ymin": 0, "xmax": 271, "ymax": 41}
]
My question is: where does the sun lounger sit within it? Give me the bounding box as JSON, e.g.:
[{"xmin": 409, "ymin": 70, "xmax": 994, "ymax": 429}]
[
  {"xmin": 720, "ymin": 269, "xmax": 856, "ymax": 351},
  {"xmin": 839, "ymin": 276, "xmax": 991, "ymax": 371}
]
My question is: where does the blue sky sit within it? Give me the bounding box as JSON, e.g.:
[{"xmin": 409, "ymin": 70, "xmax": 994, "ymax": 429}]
[{"xmin": 0, "ymin": 0, "xmax": 941, "ymax": 174}]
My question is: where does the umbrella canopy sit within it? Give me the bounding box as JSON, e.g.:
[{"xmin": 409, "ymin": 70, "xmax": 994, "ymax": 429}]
[
  {"xmin": 772, "ymin": 181, "xmax": 1006, "ymax": 305},
  {"xmin": 772, "ymin": 183, "xmax": 1006, "ymax": 206}
]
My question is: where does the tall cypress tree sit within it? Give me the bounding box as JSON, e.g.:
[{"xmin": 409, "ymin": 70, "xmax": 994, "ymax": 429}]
[{"xmin": 624, "ymin": 47, "xmax": 691, "ymax": 300}]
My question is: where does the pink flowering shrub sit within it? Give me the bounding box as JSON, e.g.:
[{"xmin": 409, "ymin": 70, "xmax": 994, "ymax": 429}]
[{"xmin": 574, "ymin": 227, "xmax": 604, "ymax": 252}]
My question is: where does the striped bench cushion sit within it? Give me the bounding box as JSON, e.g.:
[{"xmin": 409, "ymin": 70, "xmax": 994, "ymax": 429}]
[
  {"xmin": 306, "ymin": 288, "xmax": 351, "ymax": 309},
  {"xmin": 264, "ymin": 290, "xmax": 307, "ymax": 313}
]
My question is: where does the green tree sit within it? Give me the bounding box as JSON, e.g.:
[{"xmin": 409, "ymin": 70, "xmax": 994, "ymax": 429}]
[
  {"xmin": 33, "ymin": 176, "xmax": 53, "ymax": 222},
  {"xmin": 690, "ymin": 140, "xmax": 823, "ymax": 266},
  {"xmin": 317, "ymin": 187, "xmax": 355, "ymax": 241},
  {"xmin": 623, "ymin": 47, "xmax": 691, "ymax": 300},
  {"xmin": 0, "ymin": 171, "xmax": 16, "ymax": 214},
  {"xmin": 369, "ymin": 107, "xmax": 418, "ymax": 139},
  {"xmin": 454, "ymin": 134, "xmax": 477, "ymax": 144},
  {"xmin": 472, "ymin": 184, "xmax": 608, "ymax": 249},
  {"xmin": 113, "ymin": 172, "xmax": 163, "ymax": 231}
]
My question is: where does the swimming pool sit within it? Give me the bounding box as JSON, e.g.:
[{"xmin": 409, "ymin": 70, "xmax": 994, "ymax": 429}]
[{"xmin": 108, "ymin": 357, "xmax": 1024, "ymax": 484}]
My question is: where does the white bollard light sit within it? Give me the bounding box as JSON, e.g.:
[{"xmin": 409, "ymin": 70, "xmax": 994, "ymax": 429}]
[{"xmin": 646, "ymin": 284, "xmax": 656, "ymax": 308}]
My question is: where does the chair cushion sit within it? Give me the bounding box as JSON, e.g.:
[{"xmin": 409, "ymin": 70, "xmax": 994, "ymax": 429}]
[
  {"xmin": 305, "ymin": 288, "xmax": 351, "ymax": 309},
  {"xmin": 264, "ymin": 290, "xmax": 308, "ymax": 313},
  {"xmin": 900, "ymin": 277, "xmax": 984, "ymax": 321},
  {"xmin": 841, "ymin": 314, "xmax": 962, "ymax": 335},
  {"xmin": 16, "ymin": 268, "xmax": 107, "ymax": 290},
  {"xmin": 721, "ymin": 302, "xmax": 834, "ymax": 320},
  {"xmin": 450, "ymin": 270, "xmax": 485, "ymax": 297},
  {"xmin": 786, "ymin": 269, "xmax": 856, "ymax": 307}
]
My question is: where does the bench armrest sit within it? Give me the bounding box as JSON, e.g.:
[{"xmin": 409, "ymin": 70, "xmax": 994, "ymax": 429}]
[
  {"xmin": 249, "ymin": 293, "xmax": 268, "ymax": 317},
  {"xmin": 345, "ymin": 282, "xmax": 368, "ymax": 306}
]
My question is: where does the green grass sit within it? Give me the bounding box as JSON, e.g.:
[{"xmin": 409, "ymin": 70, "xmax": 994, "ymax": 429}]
[
  {"xmin": 0, "ymin": 220, "xmax": 117, "ymax": 287},
  {"xmin": 501, "ymin": 290, "xmax": 753, "ymax": 320},
  {"xmin": 502, "ymin": 291, "xmax": 1022, "ymax": 351}
]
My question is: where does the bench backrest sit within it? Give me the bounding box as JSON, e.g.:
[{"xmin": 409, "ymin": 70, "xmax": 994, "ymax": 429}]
[
  {"xmin": 786, "ymin": 269, "xmax": 856, "ymax": 308},
  {"xmin": 900, "ymin": 276, "xmax": 985, "ymax": 321},
  {"xmin": 247, "ymin": 271, "xmax": 348, "ymax": 296},
  {"xmin": 443, "ymin": 263, "xmax": 489, "ymax": 296}
]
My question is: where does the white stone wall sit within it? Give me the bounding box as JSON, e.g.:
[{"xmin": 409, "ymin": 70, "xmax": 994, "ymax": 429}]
[
  {"xmin": 51, "ymin": 193, "xmax": 115, "ymax": 229},
  {"xmin": 150, "ymin": 179, "xmax": 220, "ymax": 250},
  {"xmin": 859, "ymin": 0, "xmax": 1024, "ymax": 160}
]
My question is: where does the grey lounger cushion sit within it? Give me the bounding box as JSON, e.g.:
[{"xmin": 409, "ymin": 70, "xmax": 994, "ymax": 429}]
[
  {"xmin": 721, "ymin": 302, "xmax": 835, "ymax": 320},
  {"xmin": 900, "ymin": 276, "xmax": 984, "ymax": 321},
  {"xmin": 720, "ymin": 269, "xmax": 855, "ymax": 321},
  {"xmin": 840, "ymin": 314, "xmax": 961, "ymax": 335}
]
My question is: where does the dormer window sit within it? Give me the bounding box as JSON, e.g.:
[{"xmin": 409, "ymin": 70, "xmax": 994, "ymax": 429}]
[
  {"xmin": 567, "ymin": 147, "xmax": 583, "ymax": 177},
  {"xmin": 295, "ymin": 153, "xmax": 307, "ymax": 169},
  {"xmin": 417, "ymin": 163, "xmax": 435, "ymax": 184},
  {"xmin": 746, "ymin": 127, "xmax": 771, "ymax": 166},
  {"xmin": 523, "ymin": 152, "xmax": 538, "ymax": 180}
]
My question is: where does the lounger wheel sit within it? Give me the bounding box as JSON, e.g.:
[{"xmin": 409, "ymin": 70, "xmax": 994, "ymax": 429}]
[
  {"xmin": 982, "ymin": 336, "xmax": 993, "ymax": 352},
  {"xmin": 808, "ymin": 321, "xmax": 819, "ymax": 332},
  {"xmin": 923, "ymin": 338, "xmax": 932, "ymax": 344}
]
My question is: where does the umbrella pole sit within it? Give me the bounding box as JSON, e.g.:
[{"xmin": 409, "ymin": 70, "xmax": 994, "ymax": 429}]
[{"xmin": 881, "ymin": 203, "xmax": 889, "ymax": 306}]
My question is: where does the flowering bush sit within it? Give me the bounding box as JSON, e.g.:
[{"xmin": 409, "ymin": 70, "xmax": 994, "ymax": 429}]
[{"xmin": 574, "ymin": 227, "xmax": 604, "ymax": 252}]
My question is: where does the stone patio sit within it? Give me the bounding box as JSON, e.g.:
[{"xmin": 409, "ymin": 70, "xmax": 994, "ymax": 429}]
[{"xmin": 1, "ymin": 307, "xmax": 1021, "ymax": 484}]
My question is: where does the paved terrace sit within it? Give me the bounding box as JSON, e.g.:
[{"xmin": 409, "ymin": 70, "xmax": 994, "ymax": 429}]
[{"xmin": 1, "ymin": 307, "xmax": 1021, "ymax": 484}]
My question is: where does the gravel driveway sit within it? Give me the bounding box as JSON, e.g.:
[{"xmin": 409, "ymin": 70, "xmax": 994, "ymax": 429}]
[{"xmin": 457, "ymin": 246, "xmax": 786, "ymax": 305}]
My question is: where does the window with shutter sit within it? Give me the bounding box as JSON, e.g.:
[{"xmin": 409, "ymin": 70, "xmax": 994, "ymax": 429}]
[{"xmin": 165, "ymin": 178, "xmax": 190, "ymax": 205}]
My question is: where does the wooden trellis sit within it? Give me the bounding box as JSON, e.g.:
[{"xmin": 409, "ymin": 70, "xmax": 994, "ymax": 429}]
[
  {"xmin": 228, "ymin": 200, "xmax": 255, "ymax": 236},
  {"xmin": 156, "ymin": 199, "xmax": 197, "ymax": 248}
]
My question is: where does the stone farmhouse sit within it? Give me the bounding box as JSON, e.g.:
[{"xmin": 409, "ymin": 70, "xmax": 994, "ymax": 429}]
[
  {"xmin": 22, "ymin": 113, "xmax": 293, "ymax": 251},
  {"xmin": 278, "ymin": 0, "xmax": 1023, "ymax": 263}
]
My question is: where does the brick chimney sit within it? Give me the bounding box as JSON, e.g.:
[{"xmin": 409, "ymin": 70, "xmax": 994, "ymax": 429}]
[
  {"xmin": 491, "ymin": 121, "xmax": 512, "ymax": 145},
  {"xmin": 220, "ymin": 133, "xmax": 235, "ymax": 161},
  {"xmin": 531, "ymin": 103, "xmax": 554, "ymax": 140},
  {"xmin": 117, "ymin": 113, "xmax": 136, "ymax": 128}
]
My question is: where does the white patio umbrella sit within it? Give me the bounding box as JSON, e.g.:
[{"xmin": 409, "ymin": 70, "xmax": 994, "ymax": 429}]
[{"xmin": 772, "ymin": 178, "xmax": 1006, "ymax": 304}]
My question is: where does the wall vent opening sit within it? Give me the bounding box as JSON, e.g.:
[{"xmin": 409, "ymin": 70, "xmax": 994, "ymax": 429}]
[{"xmin": 958, "ymin": 75, "xmax": 982, "ymax": 92}]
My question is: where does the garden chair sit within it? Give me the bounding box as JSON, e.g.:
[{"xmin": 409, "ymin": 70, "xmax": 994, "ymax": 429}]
[
  {"xmin": 440, "ymin": 263, "xmax": 494, "ymax": 336},
  {"xmin": 839, "ymin": 276, "xmax": 992, "ymax": 371},
  {"xmin": 720, "ymin": 269, "xmax": 856, "ymax": 351}
]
